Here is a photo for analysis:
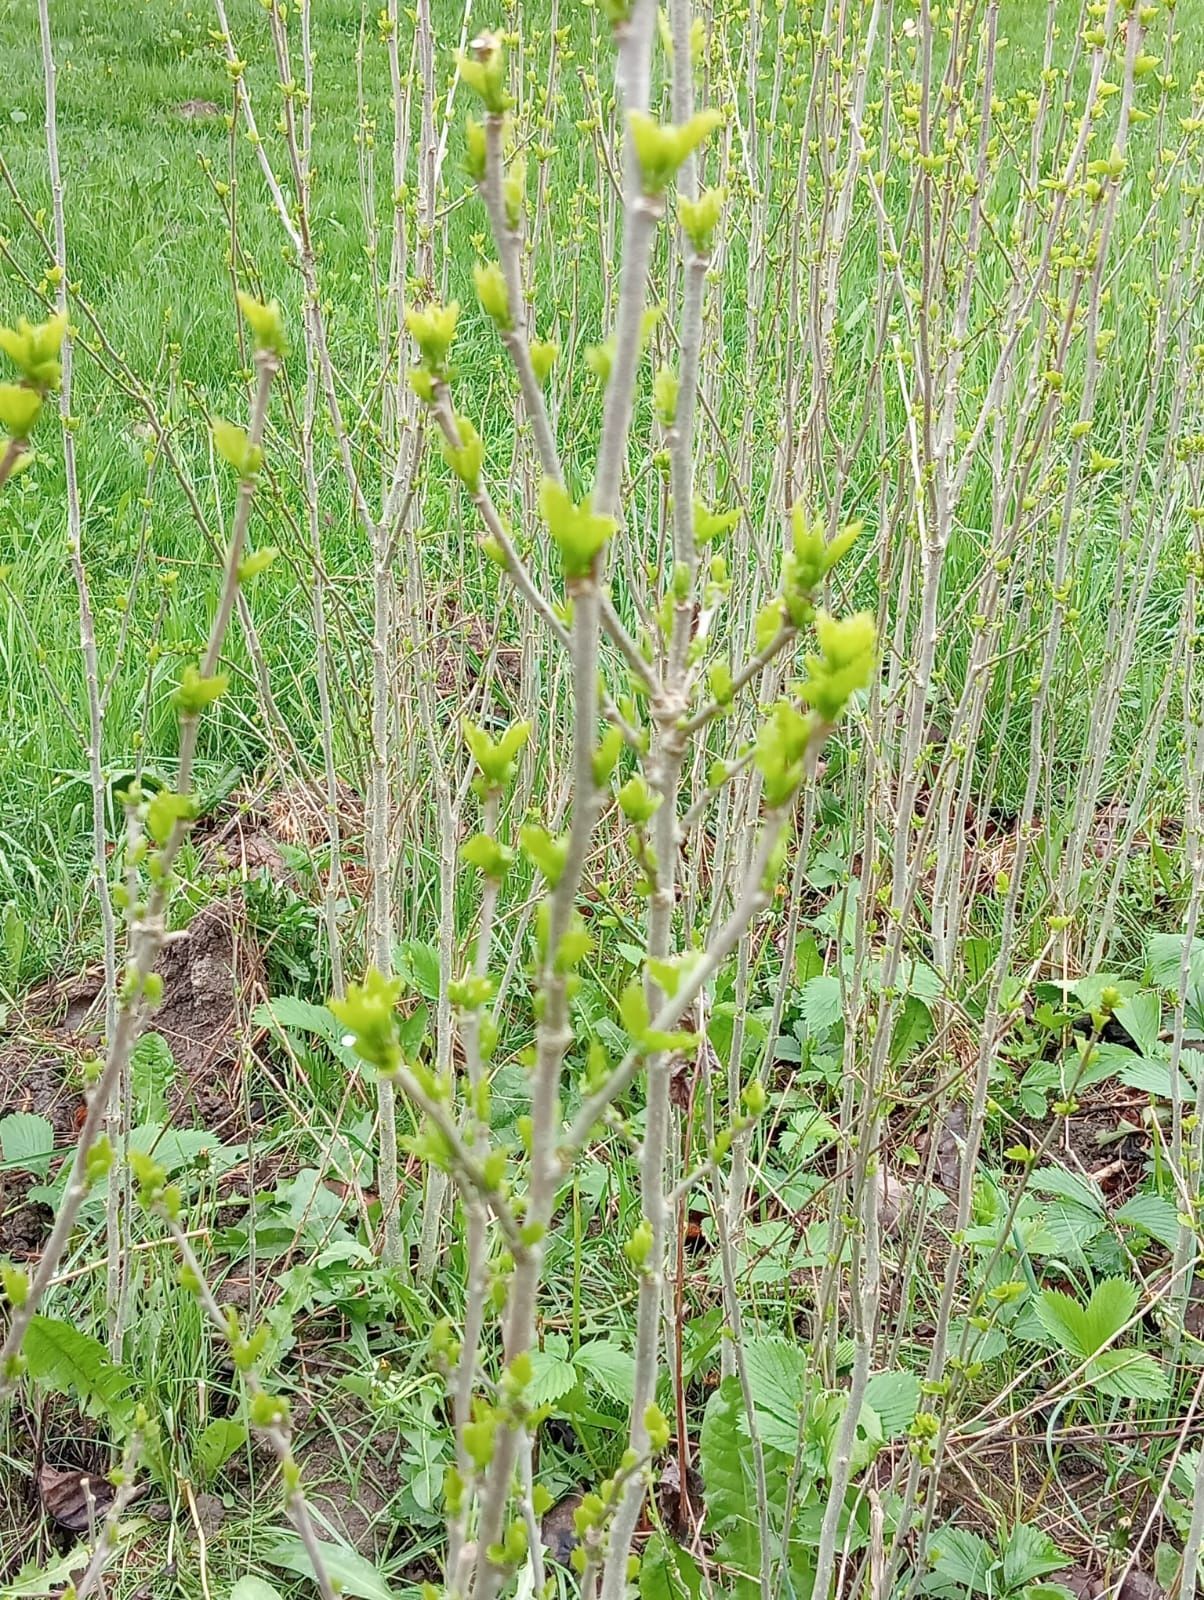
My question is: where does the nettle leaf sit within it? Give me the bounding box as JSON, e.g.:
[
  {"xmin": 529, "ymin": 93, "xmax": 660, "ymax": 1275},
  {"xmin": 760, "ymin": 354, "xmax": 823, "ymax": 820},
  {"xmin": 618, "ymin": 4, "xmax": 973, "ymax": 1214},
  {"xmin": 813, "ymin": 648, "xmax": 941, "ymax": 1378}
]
[
  {"xmin": 24, "ymin": 1316, "xmax": 135, "ymax": 1423},
  {"xmin": 525, "ymin": 1351, "xmax": 580, "ymax": 1409},
  {"xmin": 1115, "ymin": 1193, "xmax": 1180, "ymax": 1250},
  {"xmin": 0, "ymin": 1111, "xmax": 56, "ymax": 1176},
  {"xmin": 1086, "ymin": 1348, "xmax": 1168, "ymax": 1401},
  {"xmin": 1001, "ymin": 1522, "xmax": 1069, "ymax": 1589},
  {"xmin": 797, "ymin": 975, "xmax": 843, "ymax": 1034},
  {"xmin": 926, "ymin": 1527, "xmax": 995, "ymax": 1593},
  {"xmin": 864, "ymin": 1370, "xmax": 920, "ymax": 1437},
  {"xmin": 699, "ymin": 1378, "xmax": 761, "ymax": 1581}
]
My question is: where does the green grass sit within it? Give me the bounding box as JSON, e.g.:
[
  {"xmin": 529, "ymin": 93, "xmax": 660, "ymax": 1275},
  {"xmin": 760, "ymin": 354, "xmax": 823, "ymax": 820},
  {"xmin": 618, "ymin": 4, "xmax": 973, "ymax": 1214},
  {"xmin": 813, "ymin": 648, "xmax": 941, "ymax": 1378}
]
[
  {"xmin": 2, "ymin": 0, "xmax": 1203, "ymax": 1592},
  {"xmin": 0, "ymin": 0, "xmax": 1198, "ymax": 982}
]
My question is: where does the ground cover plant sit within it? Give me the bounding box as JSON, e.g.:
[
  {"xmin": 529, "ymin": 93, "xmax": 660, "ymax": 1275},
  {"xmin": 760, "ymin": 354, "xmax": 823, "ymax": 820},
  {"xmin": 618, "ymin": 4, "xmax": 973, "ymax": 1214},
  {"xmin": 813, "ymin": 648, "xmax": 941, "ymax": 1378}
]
[{"xmin": 1, "ymin": 0, "xmax": 1204, "ymax": 1596}]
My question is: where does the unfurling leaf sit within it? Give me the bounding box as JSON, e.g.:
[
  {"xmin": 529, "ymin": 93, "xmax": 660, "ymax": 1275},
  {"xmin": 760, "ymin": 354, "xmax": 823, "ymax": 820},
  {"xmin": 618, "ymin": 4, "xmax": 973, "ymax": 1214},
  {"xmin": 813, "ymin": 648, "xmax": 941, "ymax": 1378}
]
[
  {"xmin": 173, "ymin": 664, "xmax": 230, "ymax": 715},
  {"xmin": 329, "ymin": 968, "xmax": 404, "ymax": 1074},
  {"xmin": 677, "ymin": 185, "xmax": 725, "ymax": 253},
  {"xmin": 530, "ymin": 337, "xmax": 559, "ymax": 383},
  {"xmin": 798, "ymin": 611, "xmax": 876, "ymax": 723},
  {"xmin": 406, "ymin": 300, "xmax": 460, "ymax": 373},
  {"xmin": 458, "ymin": 32, "xmax": 511, "ymax": 113},
  {"xmin": 628, "ymin": 109, "xmax": 724, "ymax": 195},
  {"xmin": 473, "ymin": 260, "xmax": 512, "ymax": 329},
  {"xmin": 440, "ymin": 415, "xmax": 484, "ymax": 492},
  {"xmin": 0, "ymin": 383, "xmax": 42, "ymax": 437},
  {"xmin": 539, "ymin": 478, "xmax": 615, "ymax": 580},
  {"xmin": 236, "ymin": 292, "xmax": 287, "ymax": 357},
  {"xmin": 212, "ymin": 417, "xmax": 263, "ymax": 479},
  {"xmin": 0, "ymin": 313, "xmax": 67, "ymax": 391}
]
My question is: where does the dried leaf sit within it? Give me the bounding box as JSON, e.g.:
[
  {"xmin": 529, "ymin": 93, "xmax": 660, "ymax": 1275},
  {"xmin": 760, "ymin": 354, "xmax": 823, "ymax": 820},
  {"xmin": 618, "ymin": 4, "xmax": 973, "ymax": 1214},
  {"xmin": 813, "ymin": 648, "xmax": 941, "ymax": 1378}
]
[{"xmin": 38, "ymin": 1464, "xmax": 115, "ymax": 1532}]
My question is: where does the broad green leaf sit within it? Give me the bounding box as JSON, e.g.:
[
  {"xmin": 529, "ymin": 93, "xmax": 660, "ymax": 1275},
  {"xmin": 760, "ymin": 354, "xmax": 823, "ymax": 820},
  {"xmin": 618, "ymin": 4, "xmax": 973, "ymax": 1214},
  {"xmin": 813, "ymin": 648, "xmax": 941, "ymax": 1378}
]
[
  {"xmin": 798, "ymin": 975, "xmax": 843, "ymax": 1034},
  {"xmin": 1002, "ymin": 1522, "xmax": 1068, "ymax": 1589},
  {"xmin": 394, "ymin": 940, "xmax": 442, "ymax": 1001},
  {"xmin": 926, "ymin": 1527, "xmax": 994, "ymax": 1592},
  {"xmin": 890, "ymin": 995, "xmax": 934, "ymax": 1064},
  {"xmin": 827, "ymin": 1394, "xmax": 884, "ymax": 1476},
  {"xmin": 0, "ymin": 1111, "xmax": 55, "ymax": 1176},
  {"xmin": 23, "ymin": 1316, "xmax": 135, "ymax": 1423},
  {"xmin": 1115, "ymin": 1193, "xmax": 1180, "ymax": 1250},
  {"xmin": 740, "ymin": 1335, "xmax": 809, "ymax": 1449},
  {"xmin": 1086, "ymin": 1348, "xmax": 1168, "ymax": 1401},
  {"xmin": 1027, "ymin": 1168, "xmax": 1104, "ymax": 1213},
  {"xmin": 1148, "ymin": 931, "xmax": 1204, "ymax": 992},
  {"xmin": 263, "ymin": 1535, "xmax": 409, "ymax": 1600},
  {"xmin": 1035, "ymin": 1290, "xmax": 1092, "ymax": 1357},
  {"xmin": 230, "ymin": 1580, "xmax": 286, "ymax": 1600},
  {"xmin": 1113, "ymin": 991, "xmax": 1162, "ymax": 1056},
  {"xmin": 573, "ymin": 1338, "xmax": 634, "ymax": 1406},
  {"xmin": 699, "ymin": 1379, "xmax": 761, "ymax": 1586},
  {"xmin": 1082, "ymin": 1277, "xmax": 1140, "ymax": 1349},
  {"xmin": 525, "ymin": 1351, "xmax": 580, "ymax": 1408},
  {"xmin": 196, "ymin": 1416, "xmax": 248, "ymax": 1483},
  {"xmin": 253, "ymin": 996, "xmax": 360, "ymax": 1071},
  {"xmin": 864, "ymin": 1370, "xmax": 920, "ymax": 1437},
  {"xmin": 1120, "ymin": 1055, "xmax": 1197, "ymax": 1101},
  {"xmin": 640, "ymin": 1534, "xmax": 703, "ymax": 1600}
]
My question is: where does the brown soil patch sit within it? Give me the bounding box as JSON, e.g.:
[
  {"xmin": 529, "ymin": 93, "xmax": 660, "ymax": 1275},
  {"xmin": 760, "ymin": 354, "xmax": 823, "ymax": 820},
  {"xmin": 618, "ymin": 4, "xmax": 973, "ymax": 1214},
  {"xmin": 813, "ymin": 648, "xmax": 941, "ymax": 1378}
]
[{"xmin": 197, "ymin": 776, "xmax": 368, "ymax": 901}]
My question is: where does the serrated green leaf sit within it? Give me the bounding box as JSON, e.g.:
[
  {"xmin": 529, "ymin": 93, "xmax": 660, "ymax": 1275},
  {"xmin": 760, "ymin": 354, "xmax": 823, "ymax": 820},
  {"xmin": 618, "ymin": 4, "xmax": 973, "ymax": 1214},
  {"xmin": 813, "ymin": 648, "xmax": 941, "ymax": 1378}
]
[
  {"xmin": 573, "ymin": 1339, "xmax": 634, "ymax": 1406},
  {"xmin": 798, "ymin": 975, "xmax": 843, "ymax": 1034},
  {"xmin": 1035, "ymin": 1290, "xmax": 1092, "ymax": 1358},
  {"xmin": 525, "ymin": 1351, "xmax": 580, "ymax": 1408},
  {"xmin": 1081, "ymin": 1277, "xmax": 1140, "ymax": 1349},
  {"xmin": 700, "ymin": 1378, "xmax": 761, "ymax": 1578},
  {"xmin": 927, "ymin": 1527, "xmax": 994, "ymax": 1592},
  {"xmin": 253, "ymin": 995, "xmax": 360, "ymax": 1070},
  {"xmin": 0, "ymin": 1111, "xmax": 55, "ymax": 1176},
  {"xmin": 394, "ymin": 940, "xmax": 441, "ymax": 1001},
  {"xmin": 23, "ymin": 1315, "xmax": 135, "ymax": 1423},
  {"xmin": 1002, "ymin": 1522, "xmax": 1068, "ymax": 1589},
  {"xmin": 131, "ymin": 1032, "xmax": 176, "ymax": 1123},
  {"xmin": 1086, "ymin": 1347, "xmax": 1167, "ymax": 1400},
  {"xmin": 864, "ymin": 1370, "xmax": 920, "ymax": 1437},
  {"xmin": 1115, "ymin": 1192, "xmax": 1180, "ymax": 1250}
]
